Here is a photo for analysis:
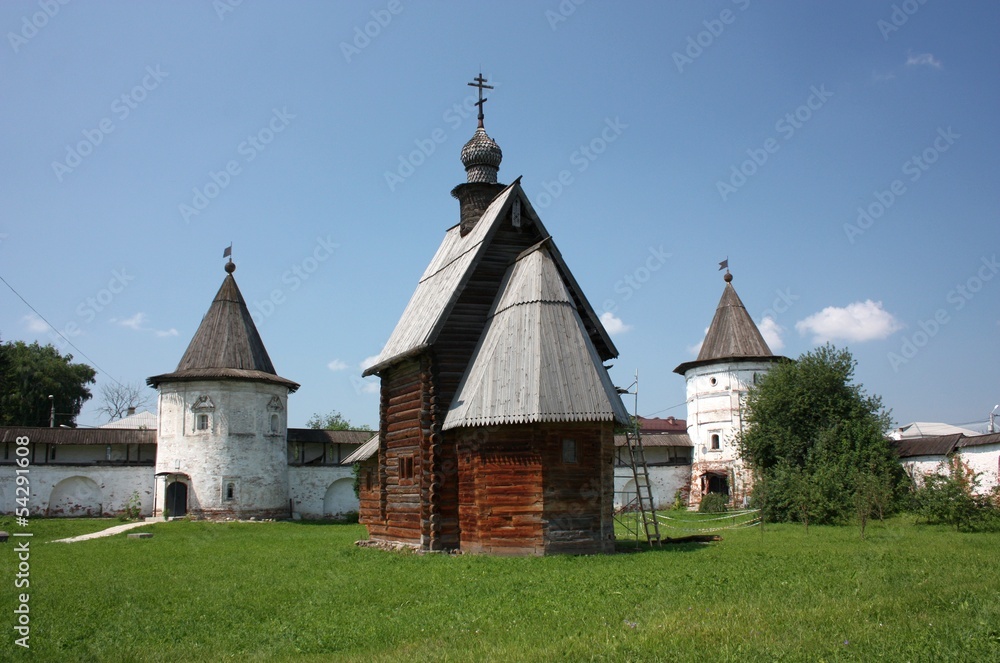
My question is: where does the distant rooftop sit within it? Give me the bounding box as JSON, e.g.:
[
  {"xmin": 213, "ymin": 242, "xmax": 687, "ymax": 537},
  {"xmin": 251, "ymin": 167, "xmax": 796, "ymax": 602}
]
[
  {"xmin": 99, "ymin": 410, "xmax": 157, "ymax": 430},
  {"xmin": 891, "ymin": 422, "xmax": 981, "ymax": 440}
]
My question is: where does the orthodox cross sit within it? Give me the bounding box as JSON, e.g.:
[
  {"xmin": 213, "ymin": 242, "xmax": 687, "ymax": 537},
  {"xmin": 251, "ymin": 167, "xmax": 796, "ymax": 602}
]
[{"xmin": 467, "ymin": 73, "xmax": 493, "ymax": 128}]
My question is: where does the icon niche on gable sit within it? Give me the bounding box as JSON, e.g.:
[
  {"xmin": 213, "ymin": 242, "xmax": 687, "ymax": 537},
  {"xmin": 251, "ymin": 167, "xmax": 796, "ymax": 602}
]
[{"xmin": 192, "ymin": 395, "xmax": 216, "ymax": 433}]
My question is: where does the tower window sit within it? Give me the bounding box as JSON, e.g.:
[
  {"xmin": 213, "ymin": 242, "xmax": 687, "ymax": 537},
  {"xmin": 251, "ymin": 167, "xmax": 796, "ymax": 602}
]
[
  {"xmin": 711, "ymin": 433, "xmax": 720, "ymax": 450},
  {"xmin": 709, "ymin": 377, "xmax": 718, "ymax": 386},
  {"xmin": 224, "ymin": 482, "xmax": 235, "ymax": 502},
  {"xmin": 270, "ymin": 413, "xmax": 280, "ymax": 434},
  {"xmin": 196, "ymin": 413, "xmax": 209, "ymax": 431}
]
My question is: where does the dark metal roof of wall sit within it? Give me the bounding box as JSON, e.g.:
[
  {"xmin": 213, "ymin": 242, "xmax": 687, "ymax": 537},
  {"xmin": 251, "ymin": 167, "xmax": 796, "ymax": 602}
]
[{"xmin": 0, "ymin": 426, "xmax": 157, "ymax": 446}]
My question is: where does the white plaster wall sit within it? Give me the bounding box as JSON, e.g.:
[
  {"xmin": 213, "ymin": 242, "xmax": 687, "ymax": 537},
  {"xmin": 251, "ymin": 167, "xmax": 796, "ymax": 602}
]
[
  {"xmin": 683, "ymin": 360, "xmax": 776, "ymax": 465},
  {"xmin": 899, "ymin": 456, "xmax": 948, "ymax": 487},
  {"xmin": 0, "ymin": 464, "xmax": 154, "ymax": 516},
  {"xmin": 614, "ymin": 465, "xmax": 690, "ymax": 510},
  {"xmin": 958, "ymin": 444, "xmax": 1000, "ymax": 493},
  {"xmin": 288, "ymin": 466, "xmax": 358, "ymax": 518},
  {"xmin": 155, "ymin": 380, "xmax": 290, "ymax": 517}
]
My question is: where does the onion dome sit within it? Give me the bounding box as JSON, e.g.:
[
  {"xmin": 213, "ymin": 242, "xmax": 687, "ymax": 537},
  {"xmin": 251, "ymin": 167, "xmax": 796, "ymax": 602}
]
[{"xmin": 460, "ymin": 127, "xmax": 502, "ymax": 184}]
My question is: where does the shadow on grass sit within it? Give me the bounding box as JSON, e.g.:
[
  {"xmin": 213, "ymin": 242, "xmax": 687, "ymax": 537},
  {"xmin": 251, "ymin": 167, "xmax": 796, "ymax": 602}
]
[{"xmin": 614, "ymin": 538, "xmax": 716, "ymax": 554}]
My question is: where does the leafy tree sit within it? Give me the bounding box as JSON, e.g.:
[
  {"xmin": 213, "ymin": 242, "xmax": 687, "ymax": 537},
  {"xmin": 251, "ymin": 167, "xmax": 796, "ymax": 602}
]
[
  {"xmin": 97, "ymin": 380, "xmax": 153, "ymax": 421},
  {"xmin": 738, "ymin": 344, "xmax": 905, "ymax": 526},
  {"xmin": 306, "ymin": 410, "xmax": 371, "ymax": 431},
  {"xmin": 0, "ymin": 340, "xmax": 96, "ymax": 427}
]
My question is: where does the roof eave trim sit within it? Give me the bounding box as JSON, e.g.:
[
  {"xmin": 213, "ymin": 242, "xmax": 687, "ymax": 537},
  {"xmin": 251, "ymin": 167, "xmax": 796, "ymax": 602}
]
[{"xmin": 673, "ymin": 354, "xmax": 788, "ymax": 376}]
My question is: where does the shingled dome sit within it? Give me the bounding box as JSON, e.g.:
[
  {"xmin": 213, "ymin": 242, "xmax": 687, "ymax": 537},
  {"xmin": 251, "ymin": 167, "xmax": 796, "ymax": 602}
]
[
  {"xmin": 147, "ymin": 264, "xmax": 299, "ymax": 391},
  {"xmin": 460, "ymin": 127, "xmax": 502, "ymax": 184}
]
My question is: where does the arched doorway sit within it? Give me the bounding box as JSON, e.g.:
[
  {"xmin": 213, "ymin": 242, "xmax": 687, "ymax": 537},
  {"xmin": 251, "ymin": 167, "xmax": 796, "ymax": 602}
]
[
  {"xmin": 702, "ymin": 472, "xmax": 729, "ymax": 497},
  {"xmin": 48, "ymin": 476, "xmax": 103, "ymax": 516},
  {"xmin": 165, "ymin": 481, "xmax": 188, "ymax": 517},
  {"xmin": 323, "ymin": 478, "xmax": 356, "ymax": 517}
]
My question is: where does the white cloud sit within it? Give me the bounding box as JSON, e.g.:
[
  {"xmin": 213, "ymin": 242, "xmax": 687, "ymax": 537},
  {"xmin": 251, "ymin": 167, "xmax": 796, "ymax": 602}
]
[
  {"xmin": 114, "ymin": 312, "xmax": 147, "ymax": 331},
  {"xmin": 327, "ymin": 359, "xmax": 348, "ymax": 372},
  {"xmin": 112, "ymin": 312, "xmax": 176, "ymax": 338},
  {"xmin": 600, "ymin": 311, "xmax": 632, "ymax": 335},
  {"xmin": 871, "ymin": 69, "xmax": 895, "ymax": 83},
  {"xmin": 795, "ymin": 300, "xmax": 902, "ymax": 343},
  {"xmin": 758, "ymin": 316, "xmax": 785, "ymax": 351},
  {"xmin": 359, "ymin": 354, "xmax": 381, "ymax": 371},
  {"xmin": 21, "ymin": 313, "xmax": 49, "ymax": 333},
  {"xmin": 686, "ymin": 327, "xmax": 710, "ymax": 356},
  {"xmin": 906, "ymin": 52, "xmax": 942, "ymax": 69},
  {"xmin": 357, "ymin": 379, "xmax": 379, "ymax": 394}
]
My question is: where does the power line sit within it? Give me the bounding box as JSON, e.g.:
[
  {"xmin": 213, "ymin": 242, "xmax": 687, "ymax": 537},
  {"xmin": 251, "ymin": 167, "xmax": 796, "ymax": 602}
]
[
  {"xmin": 642, "ymin": 400, "xmax": 687, "ymax": 418},
  {"xmin": 0, "ymin": 272, "xmax": 124, "ymax": 388}
]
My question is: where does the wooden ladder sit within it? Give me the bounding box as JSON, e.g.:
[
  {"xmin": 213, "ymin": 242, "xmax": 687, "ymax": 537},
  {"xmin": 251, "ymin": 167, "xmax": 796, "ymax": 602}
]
[{"xmin": 623, "ymin": 425, "xmax": 661, "ymax": 545}]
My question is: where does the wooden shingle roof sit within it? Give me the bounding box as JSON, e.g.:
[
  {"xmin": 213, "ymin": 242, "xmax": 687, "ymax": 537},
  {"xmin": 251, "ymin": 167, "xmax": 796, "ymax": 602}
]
[
  {"xmin": 147, "ymin": 268, "xmax": 299, "ymax": 392},
  {"xmin": 674, "ymin": 278, "xmax": 781, "ymax": 375},
  {"xmin": 443, "ymin": 242, "xmax": 630, "ymax": 429},
  {"xmin": 363, "ymin": 180, "xmax": 617, "ymax": 376}
]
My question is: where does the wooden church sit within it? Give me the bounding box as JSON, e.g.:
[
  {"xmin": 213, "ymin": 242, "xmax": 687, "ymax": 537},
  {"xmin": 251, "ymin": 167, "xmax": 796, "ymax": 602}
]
[{"xmin": 357, "ymin": 76, "xmax": 629, "ymax": 555}]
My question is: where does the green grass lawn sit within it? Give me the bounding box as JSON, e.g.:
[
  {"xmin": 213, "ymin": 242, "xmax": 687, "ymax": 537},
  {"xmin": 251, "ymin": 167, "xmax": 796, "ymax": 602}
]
[{"xmin": 1, "ymin": 515, "xmax": 998, "ymax": 662}]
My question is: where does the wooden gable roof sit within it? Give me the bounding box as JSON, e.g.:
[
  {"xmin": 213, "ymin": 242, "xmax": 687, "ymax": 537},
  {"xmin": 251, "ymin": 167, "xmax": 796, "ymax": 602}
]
[
  {"xmin": 443, "ymin": 242, "xmax": 630, "ymax": 429},
  {"xmin": 148, "ymin": 270, "xmax": 299, "ymax": 391},
  {"xmin": 363, "ymin": 179, "xmax": 617, "ymax": 376}
]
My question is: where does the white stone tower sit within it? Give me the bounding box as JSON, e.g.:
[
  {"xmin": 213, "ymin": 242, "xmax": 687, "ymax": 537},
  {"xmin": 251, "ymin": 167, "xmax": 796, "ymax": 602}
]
[
  {"xmin": 673, "ymin": 271, "xmax": 784, "ymax": 507},
  {"xmin": 147, "ymin": 261, "xmax": 299, "ymax": 519}
]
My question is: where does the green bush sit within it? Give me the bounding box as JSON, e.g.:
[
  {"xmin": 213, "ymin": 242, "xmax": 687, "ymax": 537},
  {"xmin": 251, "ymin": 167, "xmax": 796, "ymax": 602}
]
[
  {"xmin": 913, "ymin": 456, "xmax": 1000, "ymax": 532},
  {"xmin": 118, "ymin": 491, "xmax": 142, "ymax": 522},
  {"xmin": 699, "ymin": 492, "xmax": 729, "ymax": 513}
]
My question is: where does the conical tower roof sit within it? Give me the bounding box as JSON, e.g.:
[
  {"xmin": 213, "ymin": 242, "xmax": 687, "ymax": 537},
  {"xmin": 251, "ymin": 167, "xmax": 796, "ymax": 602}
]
[
  {"xmin": 673, "ymin": 273, "xmax": 779, "ymax": 375},
  {"xmin": 148, "ymin": 263, "xmax": 299, "ymax": 391}
]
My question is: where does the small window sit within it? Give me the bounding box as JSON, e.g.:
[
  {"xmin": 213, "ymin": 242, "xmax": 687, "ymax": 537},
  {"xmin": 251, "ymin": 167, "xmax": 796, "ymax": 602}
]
[
  {"xmin": 50, "ymin": 446, "xmax": 57, "ymax": 460},
  {"xmin": 224, "ymin": 482, "xmax": 235, "ymax": 502},
  {"xmin": 270, "ymin": 413, "xmax": 280, "ymax": 434},
  {"xmin": 398, "ymin": 456, "xmax": 414, "ymax": 480},
  {"xmin": 365, "ymin": 470, "xmax": 374, "ymax": 492},
  {"xmin": 710, "ymin": 433, "xmax": 720, "ymax": 450},
  {"xmin": 709, "ymin": 377, "xmax": 718, "ymax": 386},
  {"xmin": 562, "ymin": 439, "xmax": 578, "ymax": 463},
  {"xmin": 196, "ymin": 413, "xmax": 209, "ymax": 431}
]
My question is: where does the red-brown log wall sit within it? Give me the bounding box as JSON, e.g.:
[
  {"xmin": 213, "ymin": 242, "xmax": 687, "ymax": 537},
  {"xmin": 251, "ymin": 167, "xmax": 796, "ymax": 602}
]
[
  {"xmin": 363, "ymin": 358, "xmax": 426, "ymax": 545},
  {"xmin": 455, "ymin": 423, "xmax": 615, "ymax": 555},
  {"xmin": 541, "ymin": 422, "xmax": 616, "ymax": 555}
]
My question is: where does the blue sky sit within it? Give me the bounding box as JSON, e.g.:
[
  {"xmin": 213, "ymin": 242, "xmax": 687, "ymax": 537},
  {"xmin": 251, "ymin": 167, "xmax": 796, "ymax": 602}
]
[{"xmin": 1, "ymin": 1, "xmax": 997, "ymax": 432}]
